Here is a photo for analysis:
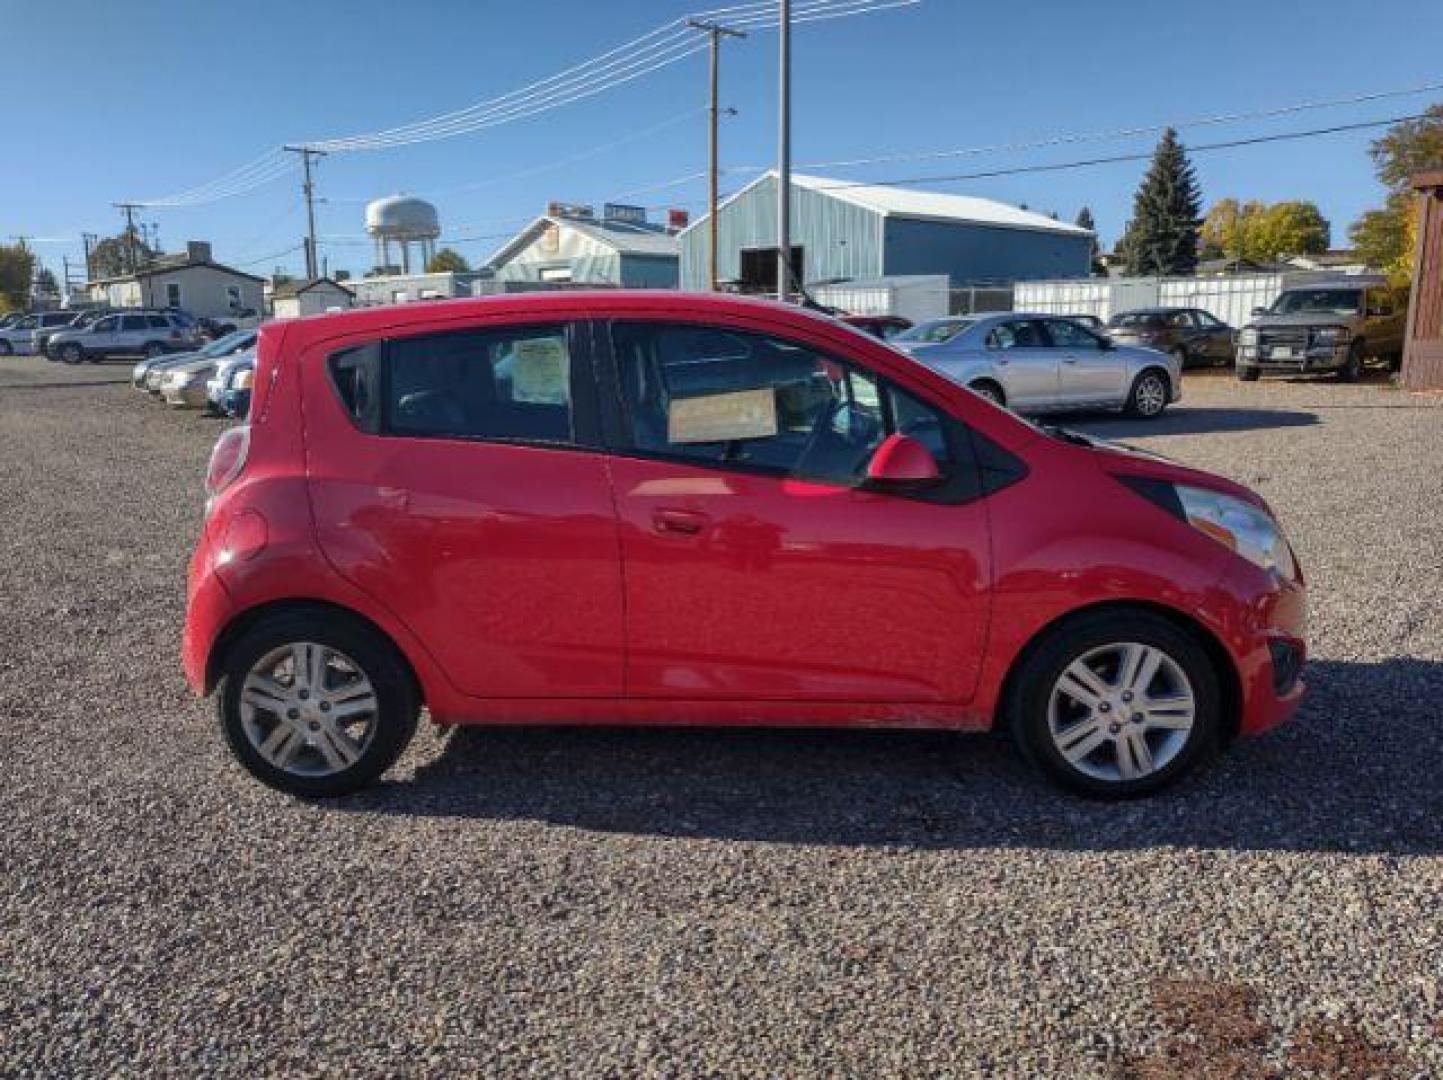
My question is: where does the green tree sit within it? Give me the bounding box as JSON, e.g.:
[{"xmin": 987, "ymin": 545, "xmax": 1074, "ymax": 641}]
[
  {"xmin": 425, "ymin": 248, "xmax": 470, "ymax": 274},
  {"xmin": 34, "ymin": 267, "xmax": 60, "ymax": 295},
  {"xmin": 1347, "ymin": 104, "xmax": 1443, "ymax": 283},
  {"xmin": 0, "ymin": 242, "xmax": 36, "ymax": 311},
  {"xmin": 1120, "ymin": 128, "xmax": 1202, "ymax": 276},
  {"xmin": 88, "ymin": 233, "xmax": 155, "ymax": 278},
  {"xmin": 1075, "ymin": 206, "xmax": 1104, "ymax": 274}
]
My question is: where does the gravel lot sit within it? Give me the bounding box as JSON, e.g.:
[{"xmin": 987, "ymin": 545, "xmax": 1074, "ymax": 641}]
[{"xmin": 1, "ymin": 357, "xmax": 1439, "ymax": 1077}]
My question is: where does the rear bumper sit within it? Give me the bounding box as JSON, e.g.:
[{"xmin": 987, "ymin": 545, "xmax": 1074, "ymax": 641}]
[{"xmin": 182, "ymin": 533, "xmax": 234, "ymax": 694}]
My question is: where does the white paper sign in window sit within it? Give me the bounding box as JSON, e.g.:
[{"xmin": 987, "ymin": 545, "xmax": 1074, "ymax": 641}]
[
  {"xmin": 667, "ymin": 388, "xmax": 778, "ymax": 445},
  {"xmin": 509, "ymin": 336, "xmax": 570, "ymax": 404}
]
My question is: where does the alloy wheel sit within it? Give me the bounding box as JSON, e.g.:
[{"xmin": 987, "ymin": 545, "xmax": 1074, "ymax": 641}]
[
  {"xmin": 1046, "ymin": 641, "xmax": 1195, "ymax": 784},
  {"xmin": 1135, "ymin": 374, "xmax": 1167, "ymax": 416},
  {"xmin": 238, "ymin": 642, "xmax": 380, "ymax": 777}
]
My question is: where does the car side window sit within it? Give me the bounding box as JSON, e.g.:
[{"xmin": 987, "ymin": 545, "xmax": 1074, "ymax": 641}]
[
  {"xmin": 1195, "ymin": 310, "xmax": 1222, "ymax": 328},
  {"xmin": 612, "ymin": 322, "xmax": 957, "ymax": 489},
  {"xmin": 1044, "ymin": 319, "xmax": 1103, "ymax": 350},
  {"xmin": 93, "ymin": 316, "xmax": 118, "ymax": 332},
  {"xmin": 147, "ymin": 315, "xmax": 171, "ymax": 329},
  {"xmin": 1166, "ymin": 311, "xmax": 1193, "ymax": 329},
  {"xmin": 120, "ymin": 315, "xmax": 147, "ymax": 331},
  {"xmin": 377, "ymin": 325, "xmax": 574, "ymax": 444},
  {"xmin": 987, "ymin": 320, "xmax": 1042, "ymax": 350}
]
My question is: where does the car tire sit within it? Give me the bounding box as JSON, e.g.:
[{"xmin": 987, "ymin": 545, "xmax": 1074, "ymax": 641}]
[
  {"xmin": 0, "ymin": 340, "xmax": 12, "ymax": 356},
  {"xmin": 1007, "ymin": 609, "xmax": 1221, "ymax": 798},
  {"xmin": 60, "ymin": 343, "xmax": 83, "ymax": 364},
  {"xmin": 968, "ymin": 379, "xmax": 1006, "ymax": 408},
  {"xmin": 1338, "ymin": 340, "xmax": 1364, "ymax": 383},
  {"xmin": 216, "ymin": 610, "xmax": 420, "ymax": 798},
  {"xmin": 143, "ymin": 341, "xmax": 166, "ymax": 359},
  {"xmin": 1125, "ymin": 368, "xmax": 1170, "ymax": 418},
  {"xmin": 1236, "ymin": 366, "xmax": 1260, "ymax": 382}
]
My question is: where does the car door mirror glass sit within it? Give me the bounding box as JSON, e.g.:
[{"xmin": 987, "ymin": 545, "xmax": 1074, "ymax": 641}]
[{"xmin": 865, "ymin": 433, "xmax": 941, "ymax": 488}]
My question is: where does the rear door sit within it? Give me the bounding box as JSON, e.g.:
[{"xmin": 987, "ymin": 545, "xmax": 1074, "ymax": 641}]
[
  {"xmin": 983, "ymin": 318, "xmax": 1059, "ymax": 408},
  {"xmin": 1193, "ymin": 309, "xmax": 1233, "ymax": 362},
  {"xmin": 1048, "ymin": 317, "xmax": 1127, "ymax": 405},
  {"xmin": 304, "ymin": 318, "xmax": 626, "ymax": 699},
  {"xmin": 118, "ymin": 314, "xmax": 149, "ymax": 352}
]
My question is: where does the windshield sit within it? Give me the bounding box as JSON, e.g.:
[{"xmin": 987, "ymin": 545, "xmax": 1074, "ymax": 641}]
[
  {"xmin": 201, "ymin": 330, "xmax": 254, "ymax": 357},
  {"xmin": 894, "ymin": 318, "xmax": 973, "ymax": 344},
  {"xmin": 1269, "ymin": 289, "xmax": 1362, "ymax": 316}
]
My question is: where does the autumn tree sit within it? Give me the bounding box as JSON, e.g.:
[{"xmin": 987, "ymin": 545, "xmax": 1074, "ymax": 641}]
[
  {"xmin": 1348, "ymin": 104, "xmax": 1443, "ymax": 283},
  {"xmin": 88, "ymin": 234, "xmax": 155, "ymax": 278},
  {"xmin": 1201, "ymin": 199, "xmax": 1330, "ymax": 262},
  {"xmin": 0, "ymin": 242, "xmax": 36, "ymax": 311},
  {"xmin": 425, "ymin": 248, "xmax": 471, "ymax": 274}
]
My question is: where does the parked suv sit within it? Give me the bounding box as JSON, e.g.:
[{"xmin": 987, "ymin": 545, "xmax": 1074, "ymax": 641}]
[
  {"xmin": 185, "ymin": 292, "xmax": 1306, "ymax": 800},
  {"xmin": 1108, "ymin": 307, "xmax": 1234, "ymax": 368},
  {"xmin": 0, "ymin": 310, "xmax": 80, "ymax": 356},
  {"xmin": 1236, "ymin": 281, "xmax": 1405, "ymax": 381},
  {"xmin": 48, "ymin": 310, "xmax": 199, "ymax": 363},
  {"xmin": 37, "ymin": 309, "xmax": 112, "ymax": 359}
]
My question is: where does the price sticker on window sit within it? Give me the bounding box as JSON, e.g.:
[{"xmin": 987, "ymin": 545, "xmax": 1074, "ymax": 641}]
[
  {"xmin": 668, "ymin": 388, "xmax": 778, "ymax": 444},
  {"xmin": 510, "ymin": 337, "xmax": 570, "ymax": 404}
]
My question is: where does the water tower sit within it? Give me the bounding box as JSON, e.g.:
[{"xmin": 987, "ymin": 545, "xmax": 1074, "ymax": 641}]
[{"xmin": 366, "ymin": 194, "xmax": 441, "ymax": 274}]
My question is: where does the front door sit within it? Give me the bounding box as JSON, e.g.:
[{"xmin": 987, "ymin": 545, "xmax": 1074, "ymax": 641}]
[
  {"xmin": 305, "ymin": 320, "xmax": 625, "ymax": 699},
  {"xmin": 605, "ymin": 320, "xmax": 991, "ymax": 703},
  {"xmin": 87, "ymin": 314, "xmax": 121, "ymax": 353},
  {"xmin": 1047, "ymin": 317, "xmax": 1127, "ymax": 405},
  {"xmin": 982, "ymin": 317, "xmax": 1059, "ymax": 409}
]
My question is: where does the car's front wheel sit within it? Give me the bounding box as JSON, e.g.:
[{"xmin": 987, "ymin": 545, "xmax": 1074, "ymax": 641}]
[
  {"xmin": 1008, "ymin": 610, "xmax": 1220, "ymax": 798},
  {"xmin": 968, "ymin": 379, "xmax": 1006, "ymax": 408},
  {"xmin": 0, "ymin": 340, "xmax": 12, "ymax": 356},
  {"xmin": 1338, "ymin": 340, "xmax": 1365, "ymax": 382},
  {"xmin": 60, "ymin": 343, "xmax": 83, "ymax": 364},
  {"xmin": 217, "ymin": 611, "xmax": 419, "ymax": 797},
  {"xmin": 1126, "ymin": 369, "xmax": 1170, "ymax": 418}
]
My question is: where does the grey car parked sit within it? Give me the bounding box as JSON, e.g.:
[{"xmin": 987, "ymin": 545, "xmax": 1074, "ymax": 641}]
[
  {"xmin": 48, "ymin": 311, "xmax": 200, "ymax": 363},
  {"xmin": 891, "ymin": 312, "xmax": 1182, "ymax": 417},
  {"xmin": 1236, "ymin": 280, "xmax": 1406, "ymax": 381}
]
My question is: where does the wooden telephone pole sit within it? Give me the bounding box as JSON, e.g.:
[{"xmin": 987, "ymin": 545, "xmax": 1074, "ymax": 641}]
[{"xmin": 688, "ymin": 18, "xmax": 746, "ymax": 291}]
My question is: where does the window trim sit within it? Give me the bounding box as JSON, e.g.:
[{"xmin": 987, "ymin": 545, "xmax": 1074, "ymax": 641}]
[
  {"xmin": 323, "ymin": 319, "xmax": 605, "ymax": 452},
  {"xmin": 599, "ymin": 317, "xmax": 984, "ymax": 505}
]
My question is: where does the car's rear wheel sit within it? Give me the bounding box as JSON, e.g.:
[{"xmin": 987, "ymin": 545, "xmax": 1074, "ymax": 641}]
[
  {"xmin": 60, "ymin": 343, "xmax": 83, "ymax": 364},
  {"xmin": 0, "ymin": 340, "xmax": 12, "ymax": 356},
  {"xmin": 216, "ymin": 611, "xmax": 419, "ymax": 797},
  {"xmin": 1126, "ymin": 369, "xmax": 1170, "ymax": 418},
  {"xmin": 968, "ymin": 379, "xmax": 1005, "ymax": 408},
  {"xmin": 1008, "ymin": 610, "xmax": 1221, "ymax": 798},
  {"xmin": 1236, "ymin": 366, "xmax": 1260, "ymax": 382}
]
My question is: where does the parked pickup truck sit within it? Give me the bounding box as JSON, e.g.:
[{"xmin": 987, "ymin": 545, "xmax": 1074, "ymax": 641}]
[{"xmin": 1235, "ymin": 280, "xmax": 1406, "ymax": 382}]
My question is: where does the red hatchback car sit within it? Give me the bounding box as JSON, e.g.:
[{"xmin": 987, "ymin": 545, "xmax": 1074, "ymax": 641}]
[{"xmin": 184, "ymin": 292, "xmax": 1306, "ymax": 799}]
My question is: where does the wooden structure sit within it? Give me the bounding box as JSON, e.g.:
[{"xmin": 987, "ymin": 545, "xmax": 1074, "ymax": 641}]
[{"xmin": 1400, "ymin": 171, "xmax": 1443, "ymax": 391}]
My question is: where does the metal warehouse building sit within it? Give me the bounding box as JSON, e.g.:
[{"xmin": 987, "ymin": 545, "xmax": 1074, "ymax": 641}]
[
  {"xmin": 486, "ymin": 203, "xmax": 681, "ymax": 288},
  {"xmin": 679, "ymin": 171, "xmax": 1093, "ymax": 293}
]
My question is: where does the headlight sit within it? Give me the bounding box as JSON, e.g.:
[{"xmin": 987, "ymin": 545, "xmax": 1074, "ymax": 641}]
[
  {"xmin": 1239, "ymin": 328, "xmax": 1258, "ymax": 346},
  {"xmin": 233, "ymin": 369, "xmax": 254, "ymax": 390},
  {"xmin": 1175, "ymin": 484, "xmax": 1296, "ymax": 578}
]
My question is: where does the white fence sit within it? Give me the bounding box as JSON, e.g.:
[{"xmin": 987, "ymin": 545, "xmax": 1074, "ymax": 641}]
[{"xmin": 1015, "ymin": 270, "xmax": 1371, "ymax": 326}]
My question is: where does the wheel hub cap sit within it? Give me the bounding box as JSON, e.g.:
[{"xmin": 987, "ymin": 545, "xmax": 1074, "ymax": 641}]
[{"xmin": 238, "ymin": 642, "xmax": 379, "ymax": 777}]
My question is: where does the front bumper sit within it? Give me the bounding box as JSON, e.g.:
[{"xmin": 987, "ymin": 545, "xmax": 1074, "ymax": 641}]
[
  {"xmin": 217, "ymin": 388, "xmax": 252, "ymax": 418},
  {"xmin": 1237, "ymin": 341, "xmax": 1349, "ymax": 373},
  {"xmin": 163, "ymin": 381, "xmax": 211, "ymax": 408},
  {"xmin": 1218, "ymin": 559, "xmax": 1308, "ymax": 738}
]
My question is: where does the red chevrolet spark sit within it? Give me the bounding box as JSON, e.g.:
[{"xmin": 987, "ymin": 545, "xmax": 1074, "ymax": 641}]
[{"xmin": 184, "ymin": 292, "xmax": 1305, "ymax": 799}]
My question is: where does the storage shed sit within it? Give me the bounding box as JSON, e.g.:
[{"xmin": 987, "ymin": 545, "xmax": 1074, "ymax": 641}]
[
  {"xmin": 679, "ymin": 171, "xmax": 1093, "ymax": 292},
  {"xmin": 486, "ymin": 205, "xmax": 680, "ymax": 288},
  {"xmin": 270, "ymin": 277, "xmax": 354, "ymax": 319}
]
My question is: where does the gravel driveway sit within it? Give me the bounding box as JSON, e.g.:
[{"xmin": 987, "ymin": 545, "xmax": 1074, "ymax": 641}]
[{"xmin": 1, "ymin": 360, "xmax": 1439, "ymax": 1076}]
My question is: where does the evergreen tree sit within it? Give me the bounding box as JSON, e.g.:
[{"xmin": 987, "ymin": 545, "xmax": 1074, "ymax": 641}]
[{"xmin": 1120, "ymin": 128, "xmax": 1202, "ymax": 275}]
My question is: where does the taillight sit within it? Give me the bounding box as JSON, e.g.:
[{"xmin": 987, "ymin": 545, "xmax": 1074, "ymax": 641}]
[{"xmin": 205, "ymin": 425, "xmax": 250, "ymax": 497}]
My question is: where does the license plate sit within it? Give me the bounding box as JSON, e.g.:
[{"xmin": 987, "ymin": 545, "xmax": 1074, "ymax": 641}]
[{"xmin": 1270, "ymin": 346, "xmax": 1295, "ymax": 359}]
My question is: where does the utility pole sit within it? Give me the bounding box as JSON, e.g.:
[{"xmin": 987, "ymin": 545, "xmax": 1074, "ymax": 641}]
[
  {"xmin": 113, "ymin": 203, "xmax": 143, "ymax": 272},
  {"xmin": 776, "ymin": 0, "xmax": 792, "ymax": 301},
  {"xmin": 284, "ymin": 145, "xmax": 326, "ymax": 280},
  {"xmin": 688, "ymin": 17, "xmax": 746, "ymax": 291},
  {"xmin": 81, "ymin": 232, "xmax": 98, "ymax": 280}
]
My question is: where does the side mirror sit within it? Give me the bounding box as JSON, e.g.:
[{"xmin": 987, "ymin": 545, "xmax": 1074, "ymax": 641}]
[
  {"xmin": 866, "ymin": 433, "xmax": 941, "ymax": 489},
  {"xmin": 1252, "ymin": 307, "xmax": 1268, "ymax": 317}
]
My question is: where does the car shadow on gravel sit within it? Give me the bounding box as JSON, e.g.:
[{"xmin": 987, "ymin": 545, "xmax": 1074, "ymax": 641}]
[
  {"xmin": 1069, "ymin": 406, "xmax": 1319, "ymax": 440},
  {"xmin": 342, "ymin": 659, "xmax": 1441, "ymax": 855}
]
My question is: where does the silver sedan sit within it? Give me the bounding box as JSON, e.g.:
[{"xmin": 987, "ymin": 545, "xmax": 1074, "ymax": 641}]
[{"xmin": 890, "ymin": 313, "xmax": 1182, "ymax": 418}]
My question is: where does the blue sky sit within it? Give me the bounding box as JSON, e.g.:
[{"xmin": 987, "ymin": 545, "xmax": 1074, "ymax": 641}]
[{"xmin": 5, "ymin": 0, "xmax": 1441, "ymax": 281}]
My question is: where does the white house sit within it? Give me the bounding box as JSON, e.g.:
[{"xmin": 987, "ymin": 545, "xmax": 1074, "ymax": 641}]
[
  {"xmin": 270, "ymin": 277, "xmax": 355, "ymax": 319},
  {"xmin": 86, "ymin": 242, "xmax": 264, "ymax": 320},
  {"xmin": 485, "ymin": 203, "xmax": 680, "ymax": 288}
]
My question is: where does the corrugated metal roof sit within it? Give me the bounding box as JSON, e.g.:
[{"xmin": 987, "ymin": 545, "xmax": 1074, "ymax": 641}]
[
  {"xmin": 682, "ymin": 171, "xmax": 1092, "ymax": 238},
  {"xmin": 789, "ymin": 173, "xmax": 1091, "ymax": 235}
]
